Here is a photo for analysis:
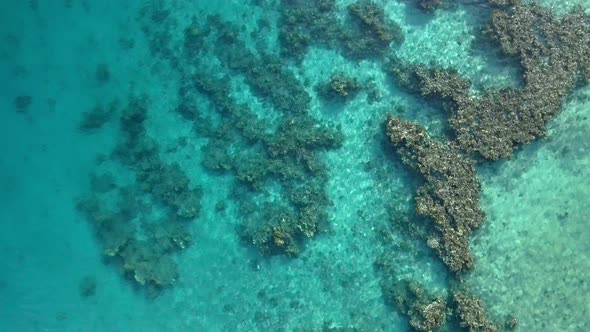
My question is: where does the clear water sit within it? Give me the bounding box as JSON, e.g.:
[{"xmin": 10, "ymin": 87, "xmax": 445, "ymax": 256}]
[{"xmin": 1, "ymin": 1, "xmax": 589, "ymax": 331}]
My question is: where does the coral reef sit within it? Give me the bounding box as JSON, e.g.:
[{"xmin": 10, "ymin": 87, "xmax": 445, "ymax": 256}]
[
  {"xmin": 376, "ymin": 255, "xmax": 504, "ymax": 332},
  {"xmin": 488, "ymin": 3, "xmax": 590, "ymax": 87},
  {"xmin": 414, "ymin": 0, "xmax": 443, "ymax": 12},
  {"xmin": 113, "ymin": 97, "xmax": 202, "ymax": 220},
  {"xmin": 378, "ymin": 5, "xmax": 590, "ymax": 328},
  {"xmin": 376, "ymin": 245, "xmax": 503, "ymax": 332},
  {"xmin": 504, "ymin": 314, "xmax": 519, "ymax": 330},
  {"xmin": 78, "ymin": 100, "xmax": 117, "ymax": 132},
  {"xmin": 13, "ymin": 95, "xmax": 32, "ymax": 113},
  {"xmin": 77, "ymin": 97, "xmax": 201, "ymax": 296},
  {"xmin": 386, "ymin": 2, "xmax": 590, "ymax": 160},
  {"xmin": 78, "ymin": 275, "xmax": 97, "ymax": 298},
  {"xmin": 385, "ymin": 57, "xmax": 470, "ymax": 112},
  {"xmin": 382, "ymin": 279, "xmax": 449, "ymax": 332},
  {"xmin": 206, "ymin": 16, "xmax": 311, "ymax": 116},
  {"xmin": 239, "ymin": 204, "xmax": 302, "ymax": 257},
  {"xmin": 385, "ymin": 116, "xmax": 484, "ymax": 274},
  {"xmin": 119, "ymin": 240, "xmax": 180, "ymax": 286},
  {"xmin": 188, "ymin": 75, "xmax": 342, "ymax": 256},
  {"xmin": 133, "ymin": 0, "xmax": 589, "ymax": 327},
  {"xmin": 453, "ymin": 290, "xmax": 500, "ymax": 332},
  {"xmin": 90, "ymin": 172, "xmax": 117, "ymax": 193},
  {"xmin": 278, "ymin": 0, "xmax": 403, "ymax": 61},
  {"xmin": 344, "ymin": 1, "xmax": 404, "ymax": 59},
  {"xmin": 278, "ymin": 0, "xmax": 341, "ymax": 61},
  {"xmin": 160, "ymin": 14, "xmax": 344, "ymax": 257},
  {"xmin": 77, "ymin": 191, "xmax": 192, "ymax": 295},
  {"xmin": 318, "ymin": 74, "xmax": 361, "ymax": 102}
]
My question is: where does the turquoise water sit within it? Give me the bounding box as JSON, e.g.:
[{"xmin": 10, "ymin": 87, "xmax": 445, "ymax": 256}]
[{"xmin": 1, "ymin": 0, "xmax": 589, "ymax": 331}]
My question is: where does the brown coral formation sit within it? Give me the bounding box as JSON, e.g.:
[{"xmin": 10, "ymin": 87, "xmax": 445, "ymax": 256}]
[
  {"xmin": 189, "ymin": 75, "xmax": 341, "ymax": 257},
  {"xmin": 278, "ymin": 0, "xmax": 403, "ymax": 61},
  {"xmin": 384, "ymin": 279, "xmax": 449, "ymax": 332},
  {"xmin": 114, "ymin": 98, "xmax": 202, "ymax": 220},
  {"xmin": 77, "ymin": 97, "xmax": 201, "ymax": 296},
  {"xmin": 379, "ymin": 3, "xmax": 590, "ymax": 329},
  {"xmin": 387, "ymin": 2, "xmax": 590, "ymax": 160},
  {"xmin": 78, "ymin": 100, "xmax": 117, "ymax": 132},
  {"xmin": 13, "ymin": 95, "xmax": 32, "ymax": 113},
  {"xmin": 414, "ymin": 0, "xmax": 443, "ymax": 12},
  {"xmin": 386, "ymin": 116, "xmax": 484, "ymax": 273},
  {"xmin": 381, "ymin": 3, "xmax": 590, "ymax": 328},
  {"xmin": 77, "ymin": 193, "xmax": 192, "ymax": 294},
  {"xmin": 376, "ymin": 261, "xmax": 503, "ymax": 332},
  {"xmin": 170, "ymin": 15, "xmax": 344, "ymax": 257},
  {"xmin": 345, "ymin": 1, "xmax": 405, "ymax": 59},
  {"xmin": 318, "ymin": 74, "xmax": 361, "ymax": 101},
  {"xmin": 453, "ymin": 290, "xmax": 501, "ymax": 332}
]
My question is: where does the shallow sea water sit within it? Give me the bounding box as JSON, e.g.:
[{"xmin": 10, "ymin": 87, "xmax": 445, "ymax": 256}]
[{"xmin": 1, "ymin": 0, "xmax": 589, "ymax": 331}]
